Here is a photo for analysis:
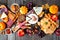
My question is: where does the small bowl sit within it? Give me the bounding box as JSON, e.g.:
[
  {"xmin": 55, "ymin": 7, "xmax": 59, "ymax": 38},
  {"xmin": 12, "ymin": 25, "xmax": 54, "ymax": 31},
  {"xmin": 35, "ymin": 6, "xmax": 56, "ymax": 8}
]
[
  {"xmin": 26, "ymin": 14, "xmax": 38, "ymax": 24},
  {"xmin": 5, "ymin": 28, "xmax": 12, "ymax": 35},
  {"xmin": 10, "ymin": 3, "xmax": 19, "ymax": 13}
]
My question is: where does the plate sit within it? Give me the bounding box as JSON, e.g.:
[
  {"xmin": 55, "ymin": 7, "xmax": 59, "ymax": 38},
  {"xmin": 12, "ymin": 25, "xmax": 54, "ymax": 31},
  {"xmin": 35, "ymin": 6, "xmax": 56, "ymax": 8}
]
[{"xmin": 26, "ymin": 14, "xmax": 38, "ymax": 24}]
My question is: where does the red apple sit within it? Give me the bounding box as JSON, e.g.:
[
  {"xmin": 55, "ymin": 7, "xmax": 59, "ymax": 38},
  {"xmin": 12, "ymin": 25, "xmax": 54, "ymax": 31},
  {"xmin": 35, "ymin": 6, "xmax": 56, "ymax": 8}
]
[
  {"xmin": 17, "ymin": 29, "xmax": 25, "ymax": 37},
  {"xmin": 51, "ymin": 15, "xmax": 58, "ymax": 21}
]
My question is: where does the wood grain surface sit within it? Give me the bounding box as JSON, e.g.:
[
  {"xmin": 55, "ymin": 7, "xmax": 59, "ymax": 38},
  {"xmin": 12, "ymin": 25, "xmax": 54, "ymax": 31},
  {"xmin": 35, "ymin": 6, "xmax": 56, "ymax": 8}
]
[{"xmin": 0, "ymin": 0, "xmax": 60, "ymax": 40}]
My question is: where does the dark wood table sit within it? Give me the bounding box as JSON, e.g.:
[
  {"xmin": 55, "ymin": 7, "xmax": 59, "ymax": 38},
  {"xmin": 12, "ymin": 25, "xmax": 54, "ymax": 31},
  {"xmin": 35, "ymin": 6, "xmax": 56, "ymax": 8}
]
[{"xmin": 0, "ymin": 0, "xmax": 60, "ymax": 40}]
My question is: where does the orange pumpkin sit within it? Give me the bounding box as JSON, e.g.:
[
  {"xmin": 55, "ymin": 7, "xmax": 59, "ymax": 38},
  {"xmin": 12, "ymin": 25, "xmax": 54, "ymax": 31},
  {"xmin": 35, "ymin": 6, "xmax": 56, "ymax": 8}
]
[
  {"xmin": 49, "ymin": 5, "xmax": 58, "ymax": 14},
  {"xmin": 20, "ymin": 6, "xmax": 28, "ymax": 14},
  {"xmin": 0, "ymin": 22, "xmax": 6, "ymax": 31}
]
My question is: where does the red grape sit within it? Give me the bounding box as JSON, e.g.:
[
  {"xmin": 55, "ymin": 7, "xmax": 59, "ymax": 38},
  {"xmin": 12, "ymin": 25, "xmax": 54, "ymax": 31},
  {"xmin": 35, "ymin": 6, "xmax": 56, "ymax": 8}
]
[{"xmin": 55, "ymin": 29, "xmax": 60, "ymax": 36}]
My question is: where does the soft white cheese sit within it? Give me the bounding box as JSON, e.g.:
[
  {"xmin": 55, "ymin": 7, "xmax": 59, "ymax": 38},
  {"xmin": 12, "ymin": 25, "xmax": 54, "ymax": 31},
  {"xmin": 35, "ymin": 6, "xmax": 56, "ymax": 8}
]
[
  {"xmin": 33, "ymin": 7, "xmax": 43, "ymax": 15},
  {"xmin": 1, "ymin": 12, "xmax": 7, "ymax": 19}
]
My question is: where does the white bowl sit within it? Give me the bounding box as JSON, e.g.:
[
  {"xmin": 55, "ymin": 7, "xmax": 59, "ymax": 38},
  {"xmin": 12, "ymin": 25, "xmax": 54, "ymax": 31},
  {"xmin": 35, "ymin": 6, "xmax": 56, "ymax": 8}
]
[{"xmin": 26, "ymin": 14, "xmax": 38, "ymax": 24}]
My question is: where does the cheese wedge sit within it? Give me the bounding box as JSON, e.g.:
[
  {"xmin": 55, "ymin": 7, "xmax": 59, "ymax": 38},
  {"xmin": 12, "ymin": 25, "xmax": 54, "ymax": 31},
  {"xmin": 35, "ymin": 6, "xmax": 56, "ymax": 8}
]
[
  {"xmin": 33, "ymin": 7, "xmax": 43, "ymax": 15},
  {"xmin": 1, "ymin": 12, "xmax": 7, "ymax": 19},
  {"xmin": 26, "ymin": 17, "xmax": 31, "ymax": 21}
]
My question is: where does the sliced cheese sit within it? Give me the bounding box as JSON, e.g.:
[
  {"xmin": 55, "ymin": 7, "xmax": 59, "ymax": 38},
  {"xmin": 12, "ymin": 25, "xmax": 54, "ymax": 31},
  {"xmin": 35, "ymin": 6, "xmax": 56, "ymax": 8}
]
[
  {"xmin": 33, "ymin": 7, "xmax": 43, "ymax": 15},
  {"xmin": 26, "ymin": 16, "xmax": 31, "ymax": 21}
]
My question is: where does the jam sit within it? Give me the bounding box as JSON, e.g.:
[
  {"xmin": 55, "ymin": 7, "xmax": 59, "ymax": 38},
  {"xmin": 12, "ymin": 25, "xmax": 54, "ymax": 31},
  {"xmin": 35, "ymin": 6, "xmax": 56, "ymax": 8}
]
[{"xmin": 5, "ymin": 28, "xmax": 11, "ymax": 34}]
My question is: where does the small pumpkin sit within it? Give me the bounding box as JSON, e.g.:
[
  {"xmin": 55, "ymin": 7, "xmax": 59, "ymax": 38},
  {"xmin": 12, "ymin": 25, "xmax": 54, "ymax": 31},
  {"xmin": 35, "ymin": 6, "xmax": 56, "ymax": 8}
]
[
  {"xmin": 49, "ymin": 5, "xmax": 58, "ymax": 14},
  {"xmin": 0, "ymin": 22, "xmax": 6, "ymax": 31},
  {"xmin": 20, "ymin": 6, "xmax": 28, "ymax": 14}
]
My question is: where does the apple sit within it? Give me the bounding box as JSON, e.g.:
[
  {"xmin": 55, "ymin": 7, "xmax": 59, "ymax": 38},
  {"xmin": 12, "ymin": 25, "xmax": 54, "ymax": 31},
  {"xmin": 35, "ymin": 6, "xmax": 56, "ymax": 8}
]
[
  {"xmin": 51, "ymin": 15, "xmax": 58, "ymax": 21},
  {"xmin": 17, "ymin": 29, "xmax": 25, "ymax": 37}
]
